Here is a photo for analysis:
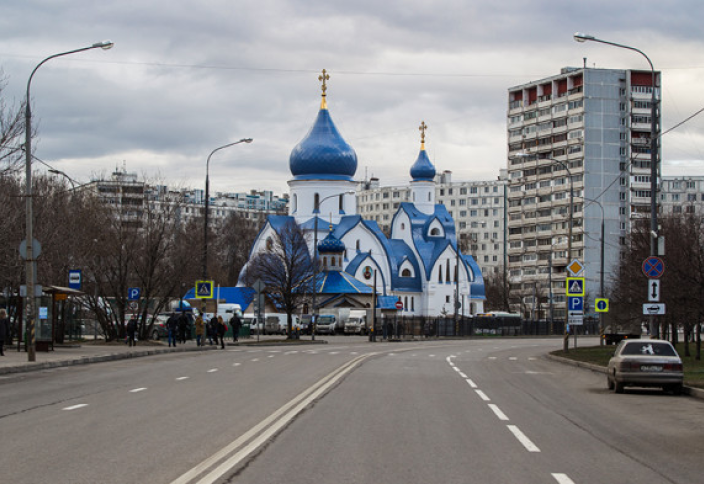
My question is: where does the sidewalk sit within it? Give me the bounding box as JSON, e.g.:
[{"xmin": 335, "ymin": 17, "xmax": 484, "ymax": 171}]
[{"xmin": 0, "ymin": 340, "xmax": 217, "ymax": 375}]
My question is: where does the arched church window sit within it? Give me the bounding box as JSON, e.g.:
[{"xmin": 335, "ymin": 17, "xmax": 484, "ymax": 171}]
[
  {"xmin": 401, "ymin": 268, "xmax": 412, "ymax": 277},
  {"xmin": 356, "ymin": 240, "xmax": 360, "ymax": 251},
  {"xmin": 314, "ymin": 193, "xmax": 320, "ymax": 212},
  {"xmin": 438, "ymin": 265, "xmax": 442, "ymax": 283},
  {"xmin": 430, "ymin": 228, "xmax": 440, "ymax": 236},
  {"xmin": 293, "ymin": 194, "xmax": 297, "ymax": 213},
  {"xmin": 428, "ymin": 193, "xmax": 431, "ymax": 201},
  {"xmin": 322, "ymin": 256, "xmax": 327, "ymax": 267},
  {"xmin": 446, "ymin": 259, "xmax": 451, "ymax": 283},
  {"xmin": 266, "ymin": 237, "xmax": 273, "ymax": 251},
  {"xmin": 339, "ymin": 194, "xmax": 344, "ymax": 212}
]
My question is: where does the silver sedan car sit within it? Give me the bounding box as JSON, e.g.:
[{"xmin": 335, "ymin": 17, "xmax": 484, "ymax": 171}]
[{"xmin": 607, "ymin": 339, "xmax": 684, "ymax": 395}]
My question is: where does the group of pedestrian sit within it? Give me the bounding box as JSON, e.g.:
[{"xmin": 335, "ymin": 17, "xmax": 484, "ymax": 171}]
[{"xmin": 192, "ymin": 313, "xmax": 241, "ymax": 349}]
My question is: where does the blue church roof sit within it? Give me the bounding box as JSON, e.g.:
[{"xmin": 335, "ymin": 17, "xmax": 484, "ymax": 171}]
[
  {"xmin": 410, "ymin": 148, "xmax": 436, "ymax": 181},
  {"xmin": 315, "ymin": 270, "xmax": 373, "ymax": 295},
  {"xmin": 289, "ymin": 108, "xmax": 357, "ymax": 181},
  {"xmin": 318, "ymin": 228, "xmax": 346, "ymax": 253},
  {"xmin": 183, "ymin": 286, "xmax": 256, "ymax": 312}
]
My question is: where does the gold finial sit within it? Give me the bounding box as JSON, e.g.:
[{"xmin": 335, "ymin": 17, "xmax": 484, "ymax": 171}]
[
  {"xmin": 419, "ymin": 121, "xmax": 428, "ymax": 150},
  {"xmin": 318, "ymin": 69, "xmax": 330, "ymax": 109}
]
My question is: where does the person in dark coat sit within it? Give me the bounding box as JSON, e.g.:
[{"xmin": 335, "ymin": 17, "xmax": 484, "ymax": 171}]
[
  {"xmin": 216, "ymin": 316, "xmax": 226, "ymax": 349},
  {"xmin": 177, "ymin": 313, "xmax": 188, "ymax": 344},
  {"xmin": 230, "ymin": 314, "xmax": 241, "ymax": 342},
  {"xmin": 0, "ymin": 308, "xmax": 10, "ymax": 356},
  {"xmin": 208, "ymin": 316, "xmax": 218, "ymax": 345},
  {"xmin": 126, "ymin": 315, "xmax": 138, "ymax": 347},
  {"xmin": 166, "ymin": 312, "xmax": 179, "ymax": 347}
]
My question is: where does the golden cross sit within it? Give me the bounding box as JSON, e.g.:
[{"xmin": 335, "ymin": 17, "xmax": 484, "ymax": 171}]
[
  {"xmin": 419, "ymin": 121, "xmax": 428, "ymax": 145},
  {"xmin": 319, "ymin": 69, "xmax": 330, "ymax": 96}
]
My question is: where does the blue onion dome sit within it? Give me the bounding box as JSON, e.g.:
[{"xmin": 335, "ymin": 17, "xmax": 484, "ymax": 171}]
[
  {"xmin": 289, "ymin": 84, "xmax": 358, "ymax": 181},
  {"xmin": 410, "ymin": 121, "xmax": 436, "ymax": 181},
  {"xmin": 410, "ymin": 148, "xmax": 436, "ymax": 181},
  {"xmin": 318, "ymin": 228, "xmax": 346, "ymax": 253}
]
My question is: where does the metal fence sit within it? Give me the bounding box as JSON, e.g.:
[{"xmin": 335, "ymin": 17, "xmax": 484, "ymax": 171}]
[{"xmin": 369, "ymin": 316, "xmax": 599, "ymax": 340}]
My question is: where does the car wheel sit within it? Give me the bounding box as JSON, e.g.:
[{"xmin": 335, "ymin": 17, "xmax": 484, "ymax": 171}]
[
  {"xmin": 615, "ymin": 381, "xmax": 625, "ymax": 394},
  {"xmin": 151, "ymin": 330, "xmax": 160, "ymax": 341},
  {"xmin": 607, "ymin": 375, "xmax": 614, "ymax": 390}
]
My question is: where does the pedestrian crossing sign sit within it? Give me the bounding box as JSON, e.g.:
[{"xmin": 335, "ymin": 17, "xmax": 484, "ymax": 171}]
[
  {"xmin": 195, "ymin": 280, "xmax": 214, "ymax": 299},
  {"xmin": 566, "ymin": 277, "xmax": 585, "ymax": 297}
]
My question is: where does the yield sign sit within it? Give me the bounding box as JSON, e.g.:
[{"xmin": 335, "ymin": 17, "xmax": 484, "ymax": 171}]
[{"xmin": 642, "ymin": 256, "xmax": 665, "ymax": 279}]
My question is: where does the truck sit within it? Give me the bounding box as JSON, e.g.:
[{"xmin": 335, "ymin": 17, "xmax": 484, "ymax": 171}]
[
  {"xmin": 344, "ymin": 309, "xmax": 370, "ymax": 335},
  {"xmin": 602, "ymin": 318, "xmax": 642, "ymax": 345},
  {"xmin": 203, "ymin": 303, "xmax": 243, "ymax": 324},
  {"xmin": 317, "ymin": 308, "xmax": 355, "ymax": 335}
]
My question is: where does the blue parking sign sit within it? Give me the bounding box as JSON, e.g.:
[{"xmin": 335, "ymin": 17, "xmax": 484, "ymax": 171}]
[
  {"xmin": 568, "ymin": 296, "xmax": 584, "ymax": 311},
  {"xmin": 128, "ymin": 287, "xmax": 141, "ymax": 300}
]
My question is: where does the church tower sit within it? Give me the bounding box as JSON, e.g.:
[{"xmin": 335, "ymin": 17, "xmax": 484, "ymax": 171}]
[
  {"xmin": 409, "ymin": 121, "xmax": 436, "ymax": 215},
  {"xmin": 288, "ymin": 70, "xmax": 358, "ymax": 224}
]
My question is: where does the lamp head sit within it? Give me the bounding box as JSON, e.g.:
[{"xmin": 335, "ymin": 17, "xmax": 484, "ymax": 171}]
[
  {"xmin": 241, "ymin": 138, "xmax": 254, "ymax": 144},
  {"xmin": 93, "ymin": 40, "xmax": 114, "ymax": 50},
  {"xmin": 573, "ymin": 32, "xmax": 594, "ymax": 43}
]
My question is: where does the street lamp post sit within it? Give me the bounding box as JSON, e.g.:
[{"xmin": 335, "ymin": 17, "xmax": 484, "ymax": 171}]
[
  {"xmin": 574, "ymin": 32, "xmax": 659, "ymax": 336},
  {"xmin": 48, "ymin": 168, "xmax": 77, "ymax": 190},
  {"xmin": 202, "ymin": 139, "xmax": 253, "ymax": 281},
  {"xmin": 24, "ymin": 40, "xmax": 113, "ymax": 362},
  {"xmin": 310, "ymin": 191, "xmax": 355, "ymax": 340}
]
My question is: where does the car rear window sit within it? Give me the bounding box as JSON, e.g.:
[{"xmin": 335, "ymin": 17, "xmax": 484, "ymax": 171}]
[{"xmin": 621, "ymin": 342, "xmax": 677, "ymax": 356}]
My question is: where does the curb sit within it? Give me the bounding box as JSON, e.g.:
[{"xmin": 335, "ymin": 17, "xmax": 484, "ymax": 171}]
[
  {"xmin": 0, "ymin": 345, "xmax": 217, "ymax": 375},
  {"xmin": 546, "ymin": 353, "xmax": 704, "ymax": 400}
]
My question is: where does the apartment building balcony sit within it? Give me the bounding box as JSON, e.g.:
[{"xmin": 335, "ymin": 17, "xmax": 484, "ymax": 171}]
[{"xmin": 631, "ymin": 121, "xmax": 651, "ymax": 131}]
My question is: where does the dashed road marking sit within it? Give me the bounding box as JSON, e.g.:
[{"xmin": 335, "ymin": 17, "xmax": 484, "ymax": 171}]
[
  {"xmin": 552, "ymin": 473, "xmax": 576, "ymax": 484},
  {"xmin": 176, "ymin": 377, "xmax": 189, "ymax": 381},
  {"xmin": 509, "ymin": 357, "xmax": 518, "ymax": 361},
  {"xmin": 130, "ymin": 388, "xmax": 147, "ymax": 393},
  {"xmin": 475, "ymin": 389, "xmax": 491, "ymax": 401},
  {"xmin": 63, "ymin": 404, "xmax": 88, "ymax": 411},
  {"xmin": 507, "ymin": 425, "xmax": 540, "ymax": 452},
  {"xmin": 458, "ymin": 372, "xmax": 467, "ymax": 378},
  {"xmin": 232, "ymin": 363, "xmax": 241, "ymax": 367},
  {"xmin": 207, "ymin": 369, "xmax": 219, "ymax": 373},
  {"xmin": 465, "ymin": 379, "xmax": 478, "ymax": 389},
  {"xmin": 488, "ymin": 404, "xmax": 509, "ymax": 421}
]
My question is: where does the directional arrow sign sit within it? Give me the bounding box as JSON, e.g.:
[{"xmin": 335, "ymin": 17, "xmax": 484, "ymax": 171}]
[
  {"xmin": 648, "ymin": 280, "xmax": 660, "ymax": 302},
  {"xmin": 643, "ymin": 303, "xmax": 666, "ymax": 315}
]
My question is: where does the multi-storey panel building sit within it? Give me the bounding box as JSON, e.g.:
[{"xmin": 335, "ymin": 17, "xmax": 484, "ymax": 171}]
[
  {"xmin": 506, "ymin": 67, "xmax": 661, "ymax": 318},
  {"xmin": 660, "ymin": 176, "xmax": 704, "ymax": 216}
]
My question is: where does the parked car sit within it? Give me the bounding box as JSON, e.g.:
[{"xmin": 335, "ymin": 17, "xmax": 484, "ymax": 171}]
[
  {"xmin": 315, "ymin": 314, "xmax": 338, "ymax": 335},
  {"xmin": 607, "ymin": 339, "xmax": 684, "ymax": 395}
]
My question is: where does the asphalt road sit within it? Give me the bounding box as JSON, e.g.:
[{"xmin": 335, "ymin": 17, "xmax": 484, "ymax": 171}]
[{"xmin": 1, "ymin": 337, "xmax": 702, "ymax": 484}]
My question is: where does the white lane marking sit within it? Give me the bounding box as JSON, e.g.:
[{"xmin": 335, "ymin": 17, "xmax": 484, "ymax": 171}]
[
  {"xmin": 475, "ymin": 390, "xmax": 491, "ymax": 401},
  {"xmin": 388, "ymin": 353, "xmax": 396, "ymax": 356},
  {"xmin": 267, "ymin": 350, "xmax": 281, "ymax": 353},
  {"xmin": 232, "ymin": 363, "xmax": 241, "ymax": 367},
  {"xmin": 350, "ymin": 352, "xmax": 358, "ymax": 355},
  {"xmin": 284, "ymin": 351, "xmax": 298, "ymax": 355},
  {"xmin": 528, "ymin": 357, "xmax": 537, "ymax": 361},
  {"xmin": 552, "ymin": 474, "xmax": 576, "ymax": 484},
  {"xmin": 453, "ymin": 367, "xmax": 461, "ymax": 372},
  {"xmin": 458, "ymin": 372, "xmax": 467, "ymax": 378},
  {"xmin": 207, "ymin": 369, "xmax": 218, "ymax": 373},
  {"xmin": 509, "ymin": 357, "xmax": 518, "ymax": 361},
  {"xmin": 130, "ymin": 388, "xmax": 147, "ymax": 393},
  {"xmin": 488, "ymin": 404, "xmax": 509, "ymax": 421},
  {"xmin": 176, "ymin": 376, "xmax": 189, "ymax": 381},
  {"xmin": 429, "ymin": 354, "xmax": 436, "ymax": 357},
  {"xmin": 466, "ymin": 379, "xmax": 478, "ymax": 389},
  {"xmin": 251, "ymin": 358, "xmax": 260, "ymax": 362},
  {"xmin": 507, "ymin": 425, "xmax": 541, "ymax": 452},
  {"xmin": 488, "ymin": 356, "xmax": 497, "ymax": 360},
  {"xmin": 329, "ymin": 352, "xmax": 340, "ymax": 355},
  {"xmin": 268, "ymin": 355, "xmax": 275, "ymax": 358},
  {"xmin": 63, "ymin": 404, "xmax": 88, "ymax": 411}
]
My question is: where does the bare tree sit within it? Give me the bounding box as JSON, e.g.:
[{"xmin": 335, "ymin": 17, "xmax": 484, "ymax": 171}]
[
  {"xmin": 211, "ymin": 211, "xmax": 261, "ymax": 286},
  {"xmin": 0, "ymin": 71, "xmax": 26, "ymax": 175},
  {"xmin": 483, "ymin": 265, "xmax": 511, "ymax": 312},
  {"xmin": 244, "ymin": 220, "xmax": 313, "ymax": 336}
]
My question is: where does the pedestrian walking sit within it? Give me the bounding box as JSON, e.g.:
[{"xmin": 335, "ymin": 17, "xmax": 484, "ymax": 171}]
[
  {"xmin": 166, "ymin": 312, "xmax": 179, "ymax": 347},
  {"xmin": 230, "ymin": 313, "xmax": 241, "ymax": 342},
  {"xmin": 0, "ymin": 308, "xmax": 10, "ymax": 356},
  {"xmin": 195, "ymin": 315, "xmax": 205, "ymax": 347},
  {"xmin": 177, "ymin": 313, "xmax": 188, "ymax": 344},
  {"xmin": 216, "ymin": 315, "xmax": 227, "ymax": 349},
  {"xmin": 208, "ymin": 316, "xmax": 218, "ymax": 345},
  {"xmin": 126, "ymin": 315, "xmax": 138, "ymax": 347}
]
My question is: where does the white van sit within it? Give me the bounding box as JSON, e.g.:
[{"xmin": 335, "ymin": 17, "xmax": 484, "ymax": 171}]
[{"xmin": 264, "ymin": 314, "xmax": 288, "ymax": 335}]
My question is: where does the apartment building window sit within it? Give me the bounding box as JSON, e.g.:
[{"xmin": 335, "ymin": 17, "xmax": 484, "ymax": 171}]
[
  {"xmin": 439, "ymin": 189, "xmax": 445, "ymax": 196},
  {"xmin": 673, "ymin": 206, "xmax": 682, "ymax": 213},
  {"xmin": 568, "ymin": 99, "xmax": 583, "ymax": 110},
  {"xmin": 687, "ymin": 181, "xmax": 696, "ymax": 189},
  {"xmin": 470, "ymin": 210, "xmax": 477, "ymax": 217},
  {"xmin": 672, "ymin": 194, "xmax": 680, "ymax": 202},
  {"xmin": 688, "ymin": 194, "xmax": 697, "ymax": 202},
  {"xmin": 568, "ymin": 130, "xmax": 583, "ymax": 139},
  {"xmin": 459, "ymin": 199, "xmax": 466, "ymax": 206},
  {"xmin": 568, "ymin": 145, "xmax": 583, "ymax": 154},
  {"xmin": 470, "ymin": 187, "xmax": 478, "ymax": 194},
  {"xmin": 383, "ymin": 192, "xmax": 389, "ymax": 198},
  {"xmin": 460, "ymin": 187, "xmax": 467, "ymax": 195},
  {"xmin": 553, "ymin": 118, "xmax": 567, "ymax": 128},
  {"xmin": 460, "ymin": 210, "xmax": 467, "ymax": 217},
  {"xmin": 553, "ymin": 104, "xmax": 567, "ymax": 114},
  {"xmin": 686, "ymin": 206, "xmax": 695, "ymax": 214}
]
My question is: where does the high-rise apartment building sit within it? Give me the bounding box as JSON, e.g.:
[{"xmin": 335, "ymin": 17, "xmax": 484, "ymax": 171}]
[{"xmin": 506, "ymin": 67, "xmax": 660, "ymax": 318}]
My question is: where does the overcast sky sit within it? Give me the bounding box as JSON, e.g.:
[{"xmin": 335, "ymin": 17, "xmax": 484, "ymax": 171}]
[{"xmin": 2, "ymin": 0, "xmax": 703, "ymax": 195}]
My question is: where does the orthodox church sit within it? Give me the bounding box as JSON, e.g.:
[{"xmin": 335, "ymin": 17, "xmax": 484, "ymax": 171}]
[{"xmin": 240, "ymin": 72, "xmax": 485, "ymax": 317}]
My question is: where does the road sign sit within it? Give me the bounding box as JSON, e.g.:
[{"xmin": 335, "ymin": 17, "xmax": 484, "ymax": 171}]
[
  {"xmin": 566, "ymin": 277, "xmax": 585, "ymax": 296},
  {"xmin": 252, "ymin": 279, "xmax": 266, "ymax": 294},
  {"xmin": 595, "ymin": 298, "xmax": 609, "ymax": 313},
  {"xmin": 68, "ymin": 269, "xmax": 82, "ymax": 290},
  {"xmin": 129, "ymin": 301, "xmax": 138, "ymax": 310},
  {"xmin": 568, "ymin": 296, "xmax": 584, "ymax": 311},
  {"xmin": 128, "ymin": 287, "xmax": 141, "ymax": 300},
  {"xmin": 395, "ymin": 300, "xmax": 403, "ymax": 310},
  {"xmin": 643, "ymin": 303, "xmax": 666, "ymax": 315},
  {"xmin": 195, "ymin": 281, "xmax": 213, "ymax": 299},
  {"xmin": 568, "ymin": 311, "xmax": 584, "ymax": 325},
  {"xmin": 642, "ymin": 256, "xmax": 665, "ymax": 279},
  {"xmin": 648, "ymin": 280, "xmax": 660, "ymax": 302},
  {"xmin": 567, "ymin": 259, "xmax": 584, "ymax": 276}
]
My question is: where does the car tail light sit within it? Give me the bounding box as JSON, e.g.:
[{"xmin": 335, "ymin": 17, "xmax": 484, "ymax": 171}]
[
  {"xmin": 618, "ymin": 362, "xmax": 638, "ymax": 371},
  {"xmin": 664, "ymin": 363, "xmax": 683, "ymax": 372}
]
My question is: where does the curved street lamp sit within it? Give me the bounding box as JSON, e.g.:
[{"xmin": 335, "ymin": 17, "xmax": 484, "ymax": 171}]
[
  {"xmin": 24, "ymin": 40, "xmax": 114, "ymax": 362},
  {"xmin": 202, "ymin": 138, "xmax": 254, "ymax": 281},
  {"xmin": 574, "ymin": 33, "xmax": 660, "ymax": 337}
]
